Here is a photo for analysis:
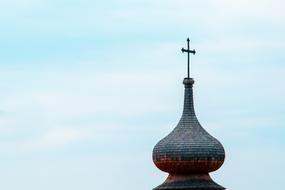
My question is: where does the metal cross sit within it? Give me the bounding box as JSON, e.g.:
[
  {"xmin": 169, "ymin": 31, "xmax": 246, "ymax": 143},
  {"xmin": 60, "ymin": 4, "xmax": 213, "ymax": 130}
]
[{"xmin": 181, "ymin": 38, "xmax": 196, "ymax": 78}]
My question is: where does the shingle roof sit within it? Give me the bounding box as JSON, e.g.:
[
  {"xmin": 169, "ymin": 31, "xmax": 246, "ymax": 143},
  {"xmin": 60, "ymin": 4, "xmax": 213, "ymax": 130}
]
[{"xmin": 152, "ymin": 78, "xmax": 226, "ymax": 190}]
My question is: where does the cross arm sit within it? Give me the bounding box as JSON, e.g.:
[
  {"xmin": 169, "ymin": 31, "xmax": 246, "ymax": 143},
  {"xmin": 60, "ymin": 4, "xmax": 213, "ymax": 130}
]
[{"xmin": 181, "ymin": 48, "xmax": 196, "ymax": 55}]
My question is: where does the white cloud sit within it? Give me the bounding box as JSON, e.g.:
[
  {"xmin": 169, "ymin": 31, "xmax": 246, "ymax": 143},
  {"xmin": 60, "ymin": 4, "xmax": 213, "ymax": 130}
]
[
  {"xmin": 0, "ymin": 69, "xmax": 177, "ymax": 127},
  {"xmin": 21, "ymin": 127, "xmax": 93, "ymax": 151},
  {"xmin": 213, "ymin": 0, "xmax": 285, "ymax": 22}
]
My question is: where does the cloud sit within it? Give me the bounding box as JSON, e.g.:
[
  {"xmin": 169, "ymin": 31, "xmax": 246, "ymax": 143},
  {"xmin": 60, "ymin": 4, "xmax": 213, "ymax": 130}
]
[
  {"xmin": 213, "ymin": 0, "xmax": 285, "ymax": 22},
  {"xmin": 21, "ymin": 127, "xmax": 93, "ymax": 151}
]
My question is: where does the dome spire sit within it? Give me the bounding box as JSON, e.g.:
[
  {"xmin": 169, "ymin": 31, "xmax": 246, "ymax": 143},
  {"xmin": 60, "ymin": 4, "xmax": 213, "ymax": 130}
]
[
  {"xmin": 181, "ymin": 38, "xmax": 196, "ymax": 78},
  {"xmin": 152, "ymin": 39, "xmax": 226, "ymax": 190}
]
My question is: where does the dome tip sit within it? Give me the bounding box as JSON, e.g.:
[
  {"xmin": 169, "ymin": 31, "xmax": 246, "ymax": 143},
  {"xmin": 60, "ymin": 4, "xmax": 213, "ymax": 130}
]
[{"xmin": 183, "ymin": 78, "xmax": 194, "ymax": 86}]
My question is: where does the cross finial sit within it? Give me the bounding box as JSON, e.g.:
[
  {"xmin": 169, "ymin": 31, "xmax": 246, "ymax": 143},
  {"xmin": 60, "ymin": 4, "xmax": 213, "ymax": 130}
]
[{"xmin": 181, "ymin": 38, "xmax": 196, "ymax": 78}]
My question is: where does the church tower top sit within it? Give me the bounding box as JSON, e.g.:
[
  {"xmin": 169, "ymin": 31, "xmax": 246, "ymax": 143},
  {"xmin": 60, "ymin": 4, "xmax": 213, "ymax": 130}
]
[{"xmin": 152, "ymin": 38, "xmax": 226, "ymax": 190}]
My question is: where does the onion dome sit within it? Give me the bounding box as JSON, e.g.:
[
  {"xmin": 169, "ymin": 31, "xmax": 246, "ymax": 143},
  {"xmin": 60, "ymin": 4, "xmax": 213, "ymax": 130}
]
[{"xmin": 152, "ymin": 39, "xmax": 226, "ymax": 190}]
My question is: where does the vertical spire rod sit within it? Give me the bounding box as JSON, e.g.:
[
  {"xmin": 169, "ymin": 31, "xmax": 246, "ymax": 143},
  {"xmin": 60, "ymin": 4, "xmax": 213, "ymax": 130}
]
[
  {"xmin": 182, "ymin": 38, "xmax": 196, "ymax": 78},
  {"xmin": 187, "ymin": 39, "xmax": 190, "ymax": 78}
]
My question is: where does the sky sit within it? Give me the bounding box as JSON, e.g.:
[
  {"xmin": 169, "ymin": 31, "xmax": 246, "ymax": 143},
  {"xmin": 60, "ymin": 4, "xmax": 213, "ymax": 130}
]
[{"xmin": 0, "ymin": 0, "xmax": 284, "ymax": 189}]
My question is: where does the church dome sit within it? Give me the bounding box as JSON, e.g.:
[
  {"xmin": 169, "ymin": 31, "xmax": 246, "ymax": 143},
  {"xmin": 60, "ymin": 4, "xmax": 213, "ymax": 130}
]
[
  {"xmin": 153, "ymin": 78, "xmax": 225, "ymax": 174},
  {"xmin": 152, "ymin": 38, "xmax": 226, "ymax": 190}
]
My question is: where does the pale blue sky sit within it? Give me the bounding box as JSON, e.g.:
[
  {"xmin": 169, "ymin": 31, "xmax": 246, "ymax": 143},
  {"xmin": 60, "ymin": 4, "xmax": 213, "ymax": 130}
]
[{"xmin": 0, "ymin": 0, "xmax": 284, "ymax": 190}]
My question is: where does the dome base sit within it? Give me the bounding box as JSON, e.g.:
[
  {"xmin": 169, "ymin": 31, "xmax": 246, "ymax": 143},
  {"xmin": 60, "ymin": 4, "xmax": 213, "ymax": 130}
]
[{"xmin": 153, "ymin": 174, "xmax": 225, "ymax": 190}]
